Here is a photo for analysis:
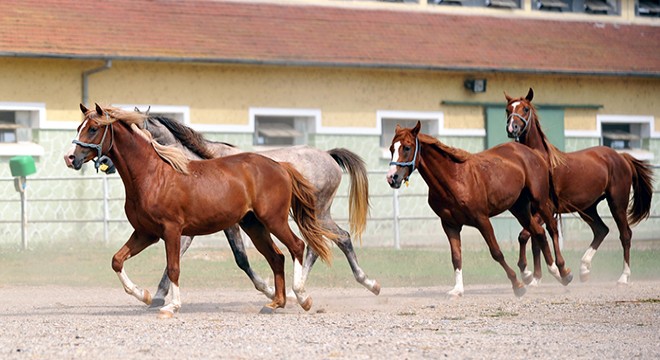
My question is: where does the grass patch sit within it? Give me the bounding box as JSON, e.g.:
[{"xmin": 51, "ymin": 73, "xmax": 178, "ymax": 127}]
[{"xmin": 0, "ymin": 242, "xmax": 658, "ymax": 289}]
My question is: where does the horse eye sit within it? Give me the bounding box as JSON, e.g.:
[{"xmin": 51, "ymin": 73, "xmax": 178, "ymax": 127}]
[
  {"xmin": 89, "ymin": 127, "xmax": 98, "ymax": 134},
  {"xmin": 403, "ymin": 146, "xmax": 411, "ymax": 152},
  {"xmin": 524, "ymin": 107, "xmax": 529, "ymax": 113}
]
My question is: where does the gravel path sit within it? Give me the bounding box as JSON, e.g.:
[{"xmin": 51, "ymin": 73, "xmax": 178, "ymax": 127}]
[{"xmin": 1, "ymin": 281, "xmax": 658, "ymax": 359}]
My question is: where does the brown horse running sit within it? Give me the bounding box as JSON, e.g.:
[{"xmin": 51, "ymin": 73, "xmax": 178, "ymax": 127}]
[
  {"xmin": 137, "ymin": 115, "xmax": 378, "ymax": 305},
  {"xmin": 386, "ymin": 121, "xmax": 572, "ymax": 297},
  {"xmin": 505, "ymin": 88, "xmax": 654, "ymax": 284},
  {"xmin": 69, "ymin": 104, "xmax": 335, "ymax": 318}
]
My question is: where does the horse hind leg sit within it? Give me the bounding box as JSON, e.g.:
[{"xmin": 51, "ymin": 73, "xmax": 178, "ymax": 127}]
[
  {"xmin": 112, "ymin": 231, "xmax": 159, "ymax": 307},
  {"xmin": 323, "ymin": 216, "xmax": 380, "ymax": 295},
  {"xmin": 265, "ymin": 218, "xmax": 314, "ymax": 311},
  {"xmin": 224, "ymin": 225, "xmax": 275, "ymax": 299},
  {"xmin": 578, "ymin": 203, "xmax": 609, "ymax": 282},
  {"xmin": 606, "ymin": 194, "xmax": 633, "ymax": 285},
  {"xmin": 239, "ymin": 214, "xmax": 287, "ymax": 312},
  {"xmin": 150, "ymin": 235, "xmax": 194, "ymax": 309}
]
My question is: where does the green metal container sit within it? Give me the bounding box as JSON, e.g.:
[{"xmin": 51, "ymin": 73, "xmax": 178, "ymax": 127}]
[{"xmin": 9, "ymin": 155, "xmax": 37, "ymax": 177}]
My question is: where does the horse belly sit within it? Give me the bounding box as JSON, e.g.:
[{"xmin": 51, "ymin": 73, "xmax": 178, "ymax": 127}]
[{"xmin": 554, "ymin": 160, "xmax": 608, "ymax": 211}]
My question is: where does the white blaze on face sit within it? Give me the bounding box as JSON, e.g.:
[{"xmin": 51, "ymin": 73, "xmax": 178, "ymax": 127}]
[
  {"xmin": 507, "ymin": 101, "xmax": 521, "ymax": 133},
  {"xmin": 386, "ymin": 141, "xmax": 402, "ymax": 180}
]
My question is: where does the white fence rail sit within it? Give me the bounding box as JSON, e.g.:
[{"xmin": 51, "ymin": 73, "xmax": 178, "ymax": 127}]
[{"xmin": 1, "ymin": 167, "xmax": 659, "ymax": 249}]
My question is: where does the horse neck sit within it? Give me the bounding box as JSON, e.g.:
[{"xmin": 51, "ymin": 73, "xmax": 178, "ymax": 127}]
[
  {"xmin": 107, "ymin": 124, "xmax": 168, "ymax": 192},
  {"xmin": 520, "ymin": 114, "xmax": 551, "ymax": 160},
  {"xmin": 415, "ymin": 141, "xmax": 460, "ymax": 194}
]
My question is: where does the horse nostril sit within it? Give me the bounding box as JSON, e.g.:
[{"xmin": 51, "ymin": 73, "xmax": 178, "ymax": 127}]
[{"xmin": 393, "ymin": 174, "xmax": 399, "ymax": 181}]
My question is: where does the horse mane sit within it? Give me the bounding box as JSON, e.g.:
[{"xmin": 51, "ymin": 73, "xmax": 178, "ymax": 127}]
[
  {"xmin": 95, "ymin": 106, "xmax": 191, "ymax": 174},
  {"xmin": 527, "ymin": 103, "xmax": 566, "ymax": 169},
  {"xmin": 151, "ymin": 115, "xmax": 218, "ymax": 160},
  {"xmin": 418, "ymin": 133, "xmax": 471, "ymax": 163}
]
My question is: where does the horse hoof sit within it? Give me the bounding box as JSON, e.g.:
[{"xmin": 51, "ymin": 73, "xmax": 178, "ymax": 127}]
[
  {"xmin": 148, "ymin": 298, "xmax": 166, "ymax": 310},
  {"xmin": 157, "ymin": 310, "xmax": 174, "ymax": 319},
  {"xmin": 513, "ymin": 286, "xmax": 527, "ymax": 298},
  {"xmin": 300, "ymin": 297, "xmax": 313, "ymax": 312},
  {"xmin": 142, "ymin": 289, "xmax": 153, "ymax": 306},
  {"xmin": 370, "ymin": 281, "xmax": 381, "ymax": 296},
  {"xmin": 580, "ymin": 272, "xmax": 590, "ymax": 283},
  {"xmin": 522, "ymin": 274, "xmax": 534, "ymax": 286},
  {"xmin": 561, "ymin": 273, "xmax": 573, "ymax": 286},
  {"xmin": 259, "ymin": 306, "xmax": 276, "ymax": 315}
]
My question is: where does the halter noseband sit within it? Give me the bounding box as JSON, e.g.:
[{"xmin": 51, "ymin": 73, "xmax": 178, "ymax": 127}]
[
  {"xmin": 389, "ymin": 136, "xmax": 420, "ymax": 179},
  {"xmin": 507, "ymin": 108, "xmax": 531, "ymax": 142},
  {"xmin": 72, "ymin": 115, "xmax": 116, "ymax": 173}
]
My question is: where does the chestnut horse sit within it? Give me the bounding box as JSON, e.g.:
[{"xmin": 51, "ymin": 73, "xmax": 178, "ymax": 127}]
[
  {"xmin": 137, "ymin": 114, "xmax": 379, "ymax": 306},
  {"xmin": 505, "ymin": 88, "xmax": 654, "ymax": 284},
  {"xmin": 69, "ymin": 104, "xmax": 335, "ymax": 318},
  {"xmin": 386, "ymin": 122, "xmax": 572, "ymax": 297}
]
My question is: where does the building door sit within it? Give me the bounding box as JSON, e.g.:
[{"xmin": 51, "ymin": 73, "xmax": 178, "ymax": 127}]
[{"xmin": 485, "ymin": 106, "xmax": 565, "ymax": 151}]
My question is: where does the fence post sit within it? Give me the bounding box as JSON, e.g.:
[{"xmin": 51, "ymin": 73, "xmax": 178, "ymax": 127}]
[
  {"xmin": 103, "ymin": 176, "xmax": 110, "ymax": 244},
  {"xmin": 393, "ymin": 189, "xmax": 400, "ymax": 249}
]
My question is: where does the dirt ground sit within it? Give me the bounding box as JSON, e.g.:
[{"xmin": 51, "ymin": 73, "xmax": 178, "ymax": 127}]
[{"xmin": 0, "ymin": 280, "xmax": 658, "ymax": 359}]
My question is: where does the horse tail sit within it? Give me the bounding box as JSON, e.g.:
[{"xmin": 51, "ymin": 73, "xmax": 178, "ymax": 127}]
[
  {"xmin": 327, "ymin": 148, "xmax": 371, "ymax": 243},
  {"xmin": 281, "ymin": 162, "xmax": 336, "ymax": 264},
  {"xmin": 621, "ymin": 153, "xmax": 654, "ymax": 226}
]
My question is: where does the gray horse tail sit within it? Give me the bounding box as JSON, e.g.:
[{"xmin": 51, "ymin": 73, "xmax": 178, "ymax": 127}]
[{"xmin": 327, "ymin": 148, "xmax": 370, "ymax": 244}]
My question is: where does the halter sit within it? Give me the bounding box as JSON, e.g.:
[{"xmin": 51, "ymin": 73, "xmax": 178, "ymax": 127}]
[
  {"xmin": 507, "ymin": 109, "xmax": 531, "ymax": 142},
  {"xmin": 389, "ymin": 136, "xmax": 420, "ymax": 179},
  {"xmin": 72, "ymin": 115, "xmax": 116, "ymax": 173}
]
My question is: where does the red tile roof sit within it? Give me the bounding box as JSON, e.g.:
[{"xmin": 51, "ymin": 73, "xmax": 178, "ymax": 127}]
[{"xmin": 1, "ymin": 0, "xmax": 659, "ymax": 76}]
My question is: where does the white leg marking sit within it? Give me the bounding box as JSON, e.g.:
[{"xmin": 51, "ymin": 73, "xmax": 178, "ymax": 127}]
[
  {"xmin": 447, "ymin": 269, "xmax": 464, "ymax": 297},
  {"xmin": 548, "ymin": 262, "xmax": 562, "ymax": 282},
  {"xmin": 116, "ymin": 269, "xmax": 149, "ymax": 304},
  {"xmin": 292, "ymin": 259, "xmax": 309, "ymax": 305},
  {"xmin": 617, "ymin": 262, "xmax": 631, "ymax": 285},
  {"xmin": 160, "ymin": 283, "xmax": 181, "ymax": 315},
  {"xmin": 580, "ymin": 247, "xmax": 597, "ymax": 276}
]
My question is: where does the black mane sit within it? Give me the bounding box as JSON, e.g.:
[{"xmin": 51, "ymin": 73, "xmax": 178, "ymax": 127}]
[{"xmin": 152, "ymin": 116, "xmax": 233, "ymax": 160}]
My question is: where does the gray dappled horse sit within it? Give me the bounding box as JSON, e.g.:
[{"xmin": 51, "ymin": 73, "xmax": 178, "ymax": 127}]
[{"xmin": 141, "ymin": 115, "xmax": 379, "ymax": 306}]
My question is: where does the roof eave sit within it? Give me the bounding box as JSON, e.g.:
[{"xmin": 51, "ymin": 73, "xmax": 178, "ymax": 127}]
[{"xmin": 2, "ymin": 52, "xmax": 659, "ymax": 79}]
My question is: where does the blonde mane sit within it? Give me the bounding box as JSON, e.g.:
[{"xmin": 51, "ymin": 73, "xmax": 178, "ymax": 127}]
[{"xmin": 86, "ymin": 106, "xmax": 190, "ymax": 174}]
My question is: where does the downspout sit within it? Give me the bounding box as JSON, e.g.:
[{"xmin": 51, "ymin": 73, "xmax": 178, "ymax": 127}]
[{"xmin": 82, "ymin": 59, "xmax": 112, "ymax": 106}]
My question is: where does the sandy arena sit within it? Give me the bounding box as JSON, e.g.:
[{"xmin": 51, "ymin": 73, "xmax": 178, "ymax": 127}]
[{"xmin": 0, "ymin": 280, "xmax": 658, "ymax": 359}]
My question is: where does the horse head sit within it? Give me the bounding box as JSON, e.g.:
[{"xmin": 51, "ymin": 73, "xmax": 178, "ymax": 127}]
[
  {"xmin": 505, "ymin": 87, "xmax": 535, "ymax": 140},
  {"xmin": 386, "ymin": 120, "xmax": 421, "ymax": 189},
  {"xmin": 69, "ymin": 103, "xmax": 115, "ymax": 172}
]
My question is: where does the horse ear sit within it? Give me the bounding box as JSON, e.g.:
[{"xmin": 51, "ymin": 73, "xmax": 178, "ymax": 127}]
[
  {"xmin": 412, "ymin": 121, "xmax": 421, "ymax": 136},
  {"xmin": 395, "ymin": 124, "xmax": 402, "ymax": 132},
  {"xmin": 80, "ymin": 103, "xmax": 89, "ymax": 114},
  {"xmin": 504, "ymin": 91, "xmax": 512, "ymax": 102},
  {"xmin": 95, "ymin": 103, "xmax": 104, "ymax": 116},
  {"xmin": 526, "ymin": 88, "xmax": 534, "ymax": 102}
]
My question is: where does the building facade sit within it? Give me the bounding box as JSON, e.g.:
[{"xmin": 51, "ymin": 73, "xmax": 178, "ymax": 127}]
[{"xmin": 0, "ymin": 0, "xmax": 659, "ymax": 246}]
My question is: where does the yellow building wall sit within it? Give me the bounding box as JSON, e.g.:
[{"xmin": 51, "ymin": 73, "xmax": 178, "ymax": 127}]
[{"xmin": 1, "ymin": 58, "xmax": 658, "ymax": 133}]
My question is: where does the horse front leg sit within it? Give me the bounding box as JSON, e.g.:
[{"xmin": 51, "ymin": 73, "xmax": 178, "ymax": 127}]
[
  {"xmin": 475, "ymin": 218, "xmax": 526, "ymax": 297},
  {"xmin": 516, "ymin": 228, "xmax": 535, "ymax": 285},
  {"xmin": 112, "ymin": 231, "xmax": 159, "ymax": 306},
  {"xmin": 158, "ymin": 227, "xmax": 183, "ymax": 319},
  {"xmin": 150, "ymin": 235, "xmax": 194, "ymax": 309},
  {"xmin": 442, "ymin": 222, "xmax": 465, "ymax": 297}
]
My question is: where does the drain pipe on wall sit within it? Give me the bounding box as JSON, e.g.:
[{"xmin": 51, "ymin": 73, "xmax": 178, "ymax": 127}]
[{"xmin": 82, "ymin": 59, "xmax": 112, "ymax": 106}]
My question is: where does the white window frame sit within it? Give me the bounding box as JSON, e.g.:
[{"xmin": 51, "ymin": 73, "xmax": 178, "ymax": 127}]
[
  {"xmin": 0, "ymin": 102, "xmax": 45, "ymax": 157},
  {"xmin": 597, "ymin": 114, "xmax": 656, "ymax": 161},
  {"xmin": 249, "ymin": 108, "xmax": 319, "ymax": 149},
  {"xmin": 377, "ymin": 110, "xmax": 443, "ymax": 159}
]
